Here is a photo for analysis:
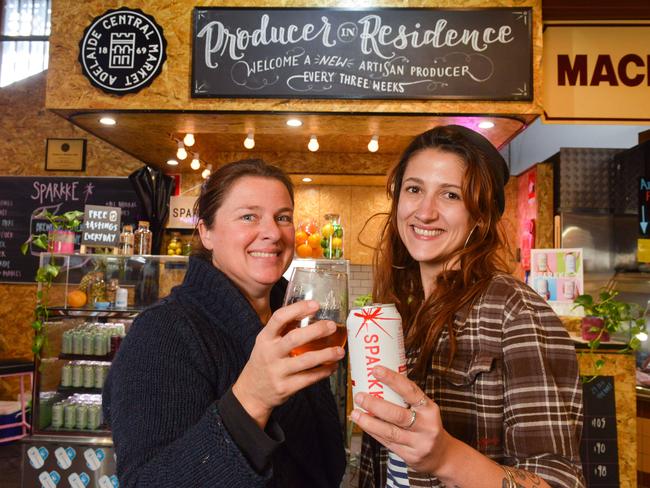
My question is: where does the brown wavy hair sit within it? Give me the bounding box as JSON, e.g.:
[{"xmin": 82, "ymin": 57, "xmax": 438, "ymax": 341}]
[{"xmin": 372, "ymin": 126, "xmax": 511, "ymax": 382}]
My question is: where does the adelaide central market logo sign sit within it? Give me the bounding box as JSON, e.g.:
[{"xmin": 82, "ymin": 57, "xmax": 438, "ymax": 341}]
[{"xmin": 78, "ymin": 7, "xmax": 167, "ymax": 95}]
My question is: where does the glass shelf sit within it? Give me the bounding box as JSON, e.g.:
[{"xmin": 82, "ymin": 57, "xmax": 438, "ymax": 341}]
[
  {"xmin": 47, "ymin": 307, "xmax": 140, "ymax": 319},
  {"xmin": 32, "ymin": 253, "xmax": 189, "ymax": 438}
]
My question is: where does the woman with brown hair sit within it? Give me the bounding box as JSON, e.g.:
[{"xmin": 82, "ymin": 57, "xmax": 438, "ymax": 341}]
[
  {"xmin": 104, "ymin": 159, "xmax": 346, "ymax": 487},
  {"xmin": 353, "ymin": 126, "xmax": 585, "ymax": 488}
]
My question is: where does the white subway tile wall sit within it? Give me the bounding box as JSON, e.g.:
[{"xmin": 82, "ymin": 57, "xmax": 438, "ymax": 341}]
[{"xmin": 349, "ymin": 264, "xmax": 374, "ymax": 305}]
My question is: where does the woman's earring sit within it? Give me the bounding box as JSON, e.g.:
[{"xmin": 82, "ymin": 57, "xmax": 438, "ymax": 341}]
[{"xmin": 463, "ymin": 224, "xmax": 478, "ymax": 249}]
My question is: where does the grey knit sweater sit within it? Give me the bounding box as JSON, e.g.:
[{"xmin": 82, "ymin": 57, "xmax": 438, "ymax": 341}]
[{"xmin": 103, "ymin": 256, "xmax": 346, "ymax": 487}]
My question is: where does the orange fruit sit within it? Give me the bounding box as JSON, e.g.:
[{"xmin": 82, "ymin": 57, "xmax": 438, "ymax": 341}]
[
  {"xmin": 311, "ymin": 246, "xmax": 323, "ymax": 258},
  {"xmin": 304, "ymin": 221, "xmax": 319, "ymax": 235},
  {"xmin": 295, "ymin": 230, "xmax": 308, "ymax": 245},
  {"xmin": 307, "ymin": 232, "xmax": 322, "ymax": 249},
  {"xmin": 68, "ymin": 290, "xmax": 87, "ymax": 308},
  {"xmin": 296, "ymin": 243, "xmax": 313, "ymax": 258}
]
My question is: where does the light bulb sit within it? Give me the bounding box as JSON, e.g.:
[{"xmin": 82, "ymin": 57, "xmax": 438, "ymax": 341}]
[
  {"xmin": 368, "ymin": 135, "xmax": 379, "ymax": 153},
  {"xmin": 183, "ymin": 133, "xmax": 195, "ymax": 147},
  {"xmin": 176, "ymin": 141, "xmax": 188, "ymax": 160},
  {"xmin": 308, "ymin": 135, "xmax": 319, "ymax": 152},
  {"xmin": 637, "ymin": 332, "xmax": 649, "ymax": 342},
  {"xmin": 201, "ymin": 165, "xmax": 212, "ymax": 179},
  {"xmin": 99, "ymin": 117, "xmax": 116, "ymax": 126},
  {"xmin": 286, "ymin": 118, "xmax": 303, "ymax": 127},
  {"xmin": 478, "ymin": 121, "xmax": 495, "ymax": 129},
  {"xmin": 302, "ymin": 177, "xmax": 313, "ymax": 183},
  {"xmin": 190, "ymin": 154, "xmax": 200, "ymax": 170},
  {"xmin": 243, "ymin": 131, "xmax": 255, "ymax": 149},
  {"xmin": 166, "ymin": 159, "xmax": 178, "ymax": 166}
]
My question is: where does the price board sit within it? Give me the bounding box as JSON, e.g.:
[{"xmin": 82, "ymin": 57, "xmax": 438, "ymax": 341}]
[{"xmin": 580, "ymin": 376, "xmax": 619, "ymax": 486}]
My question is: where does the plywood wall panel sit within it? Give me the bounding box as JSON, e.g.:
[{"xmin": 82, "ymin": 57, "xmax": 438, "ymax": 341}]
[
  {"xmin": 501, "ymin": 177, "xmax": 521, "ymax": 276},
  {"xmin": 172, "ymin": 150, "xmax": 395, "ymax": 176},
  {"xmin": 294, "ymin": 187, "xmax": 321, "ymax": 230},
  {"xmin": 0, "ymin": 72, "xmax": 145, "ymax": 399},
  {"xmin": 536, "ymin": 162, "xmax": 555, "ymax": 249},
  {"xmin": 47, "ymin": 0, "xmax": 542, "ymax": 117},
  {"xmin": 0, "ymin": 72, "xmax": 143, "ymax": 177},
  {"xmin": 349, "ymin": 188, "xmax": 391, "ymax": 266}
]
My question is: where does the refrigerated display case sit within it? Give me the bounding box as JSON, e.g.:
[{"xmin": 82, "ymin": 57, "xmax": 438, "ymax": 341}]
[{"xmin": 23, "ymin": 253, "xmax": 189, "ymax": 488}]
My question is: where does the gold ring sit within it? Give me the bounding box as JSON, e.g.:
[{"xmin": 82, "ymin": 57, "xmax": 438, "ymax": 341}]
[{"xmin": 404, "ymin": 408, "xmax": 417, "ymax": 430}]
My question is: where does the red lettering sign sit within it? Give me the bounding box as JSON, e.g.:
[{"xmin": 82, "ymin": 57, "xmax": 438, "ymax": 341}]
[{"xmin": 557, "ymin": 53, "xmax": 649, "ymax": 87}]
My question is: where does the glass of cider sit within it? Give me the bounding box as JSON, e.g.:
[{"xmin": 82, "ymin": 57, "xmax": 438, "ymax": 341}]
[{"xmin": 283, "ymin": 267, "xmax": 348, "ymax": 356}]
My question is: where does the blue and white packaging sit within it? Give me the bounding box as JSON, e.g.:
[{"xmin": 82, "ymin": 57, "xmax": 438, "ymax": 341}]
[
  {"xmin": 54, "ymin": 446, "xmax": 76, "ymax": 470},
  {"xmin": 68, "ymin": 471, "xmax": 90, "ymax": 488},
  {"xmin": 98, "ymin": 475, "xmax": 119, "ymax": 488},
  {"xmin": 38, "ymin": 470, "xmax": 60, "ymax": 488},
  {"xmin": 83, "ymin": 447, "xmax": 105, "ymax": 470},
  {"xmin": 28, "ymin": 446, "xmax": 49, "ymax": 469}
]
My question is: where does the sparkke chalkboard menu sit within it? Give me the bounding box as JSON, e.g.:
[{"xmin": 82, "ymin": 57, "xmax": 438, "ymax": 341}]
[
  {"xmin": 580, "ymin": 376, "xmax": 620, "ymax": 487},
  {"xmin": 0, "ymin": 177, "xmax": 141, "ymax": 283},
  {"xmin": 192, "ymin": 8, "xmax": 532, "ymax": 100}
]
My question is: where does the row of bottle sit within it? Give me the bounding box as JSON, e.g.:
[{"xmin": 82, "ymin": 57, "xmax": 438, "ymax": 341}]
[
  {"xmin": 118, "ymin": 221, "xmax": 152, "ymax": 255},
  {"xmin": 61, "ymin": 361, "xmax": 110, "ymax": 389},
  {"xmin": 61, "ymin": 323, "xmax": 125, "ymax": 357},
  {"xmin": 51, "ymin": 394, "xmax": 103, "ymax": 431}
]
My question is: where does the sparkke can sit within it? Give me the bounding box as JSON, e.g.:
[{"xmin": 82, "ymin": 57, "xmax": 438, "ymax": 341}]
[{"xmin": 346, "ymin": 303, "xmax": 407, "ymax": 409}]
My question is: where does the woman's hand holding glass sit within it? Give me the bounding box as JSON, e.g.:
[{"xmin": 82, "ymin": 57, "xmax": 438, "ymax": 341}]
[{"xmin": 233, "ymin": 299, "xmax": 345, "ymax": 429}]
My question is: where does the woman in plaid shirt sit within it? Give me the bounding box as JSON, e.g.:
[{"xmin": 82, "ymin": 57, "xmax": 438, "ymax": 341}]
[{"xmin": 352, "ymin": 125, "xmax": 585, "ymax": 488}]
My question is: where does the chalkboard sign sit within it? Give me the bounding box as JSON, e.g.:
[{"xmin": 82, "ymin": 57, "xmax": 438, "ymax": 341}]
[
  {"xmin": 80, "ymin": 205, "xmax": 122, "ymax": 247},
  {"xmin": 580, "ymin": 376, "xmax": 620, "ymax": 487},
  {"xmin": 0, "ymin": 177, "xmax": 142, "ymax": 283},
  {"xmin": 192, "ymin": 7, "xmax": 532, "ymax": 100}
]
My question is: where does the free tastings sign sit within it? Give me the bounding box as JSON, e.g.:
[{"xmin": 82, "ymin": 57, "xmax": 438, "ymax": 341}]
[
  {"xmin": 78, "ymin": 7, "xmax": 167, "ymax": 96},
  {"xmin": 192, "ymin": 7, "xmax": 532, "ymax": 100}
]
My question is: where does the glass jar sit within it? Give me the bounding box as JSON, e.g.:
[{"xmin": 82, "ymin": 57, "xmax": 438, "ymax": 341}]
[
  {"xmin": 119, "ymin": 225, "xmax": 134, "ymax": 256},
  {"xmin": 295, "ymin": 220, "xmax": 320, "ymax": 259},
  {"xmin": 106, "ymin": 278, "xmax": 119, "ymax": 306},
  {"xmin": 182, "ymin": 239, "xmax": 192, "ymax": 256},
  {"xmin": 166, "ymin": 232, "xmax": 182, "ymax": 256},
  {"xmin": 134, "ymin": 221, "xmax": 152, "ymax": 255},
  {"xmin": 86, "ymin": 272, "xmax": 106, "ymax": 305},
  {"xmin": 321, "ymin": 213, "xmax": 343, "ymax": 259}
]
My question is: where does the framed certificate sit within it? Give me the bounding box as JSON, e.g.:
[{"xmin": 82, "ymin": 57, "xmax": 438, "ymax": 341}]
[{"xmin": 45, "ymin": 138, "xmax": 87, "ymax": 171}]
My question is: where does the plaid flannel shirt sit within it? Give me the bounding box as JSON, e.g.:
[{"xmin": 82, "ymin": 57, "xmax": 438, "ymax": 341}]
[{"xmin": 359, "ymin": 274, "xmax": 585, "ymax": 488}]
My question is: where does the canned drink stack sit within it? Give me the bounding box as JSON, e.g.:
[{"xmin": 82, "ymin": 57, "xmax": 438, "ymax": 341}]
[{"xmin": 346, "ymin": 303, "xmax": 407, "ymax": 409}]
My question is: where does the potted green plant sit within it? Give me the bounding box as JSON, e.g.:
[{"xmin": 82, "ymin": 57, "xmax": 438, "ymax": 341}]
[
  {"xmin": 20, "ymin": 210, "xmax": 84, "ymax": 357},
  {"xmin": 573, "ymin": 290, "xmax": 646, "ymax": 371},
  {"xmin": 20, "ymin": 210, "xmax": 84, "ymax": 255}
]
